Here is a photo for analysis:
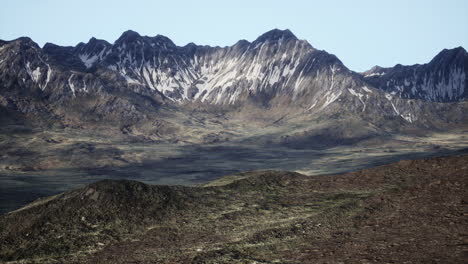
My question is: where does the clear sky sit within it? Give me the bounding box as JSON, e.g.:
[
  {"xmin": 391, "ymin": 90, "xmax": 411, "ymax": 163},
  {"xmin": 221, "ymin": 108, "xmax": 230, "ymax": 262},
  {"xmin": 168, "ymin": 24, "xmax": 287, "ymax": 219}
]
[{"xmin": 1, "ymin": 0, "xmax": 467, "ymax": 72}]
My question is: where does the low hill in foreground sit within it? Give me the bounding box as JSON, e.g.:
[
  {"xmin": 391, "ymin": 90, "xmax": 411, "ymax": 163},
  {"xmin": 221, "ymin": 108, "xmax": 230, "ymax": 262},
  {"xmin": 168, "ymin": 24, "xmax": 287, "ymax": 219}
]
[{"xmin": 1, "ymin": 154, "xmax": 467, "ymax": 263}]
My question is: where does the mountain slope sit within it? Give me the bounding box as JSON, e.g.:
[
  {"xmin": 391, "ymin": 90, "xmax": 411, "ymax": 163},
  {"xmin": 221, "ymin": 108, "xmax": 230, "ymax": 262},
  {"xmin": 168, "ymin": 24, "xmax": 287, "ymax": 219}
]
[
  {"xmin": 362, "ymin": 47, "xmax": 468, "ymax": 102},
  {"xmin": 1, "ymin": 29, "xmax": 467, "ymax": 137},
  {"xmin": 1, "ymin": 154, "xmax": 466, "ymax": 263}
]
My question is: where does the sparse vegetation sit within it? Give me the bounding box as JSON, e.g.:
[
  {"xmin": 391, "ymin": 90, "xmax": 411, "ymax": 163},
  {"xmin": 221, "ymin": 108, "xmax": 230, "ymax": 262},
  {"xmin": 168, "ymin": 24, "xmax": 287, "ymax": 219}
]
[
  {"xmin": 1, "ymin": 155, "xmax": 467, "ymax": 263},
  {"xmin": 1, "ymin": 121, "xmax": 467, "ymax": 214}
]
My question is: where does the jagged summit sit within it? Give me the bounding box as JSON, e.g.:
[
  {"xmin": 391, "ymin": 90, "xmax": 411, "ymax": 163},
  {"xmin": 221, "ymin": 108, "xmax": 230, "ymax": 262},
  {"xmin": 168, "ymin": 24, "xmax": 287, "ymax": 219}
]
[
  {"xmin": 441, "ymin": 46, "xmax": 467, "ymax": 55},
  {"xmin": 429, "ymin": 46, "xmax": 468, "ymax": 65},
  {"xmin": 146, "ymin": 34, "xmax": 176, "ymax": 47},
  {"xmin": 254, "ymin": 28, "xmax": 298, "ymax": 43},
  {"xmin": 115, "ymin": 29, "xmax": 142, "ymax": 44},
  {"xmin": 234, "ymin": 39, "xmax": 251, "ymax": 46},
  {"xmin": 4, "ymin": 36, "xmax": 40, "ymax": 49},
  {"xmin": 87, "ymin": 37, "xmax": 111, "ymax": 46},
  {"xmin": 113, "ymin": 31, "xmax": 176, "ymax": 49},
  {"xmin": 362, "ymin": 65, "xmax": 389, "ymax": 76},
  {"xmin": 75, "ymin": 37, "xmax": 111, "ymax": 51},
  {"xmin": 113, "ymin": 29, "xmax": 299, "ymax": 47}
]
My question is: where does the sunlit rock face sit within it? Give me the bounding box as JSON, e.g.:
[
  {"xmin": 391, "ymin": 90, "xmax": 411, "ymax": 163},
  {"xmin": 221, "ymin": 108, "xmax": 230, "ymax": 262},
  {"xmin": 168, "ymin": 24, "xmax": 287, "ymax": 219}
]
[{"xmin": 72, "ymin": 28, "xmax": 355, "ymax": 108}]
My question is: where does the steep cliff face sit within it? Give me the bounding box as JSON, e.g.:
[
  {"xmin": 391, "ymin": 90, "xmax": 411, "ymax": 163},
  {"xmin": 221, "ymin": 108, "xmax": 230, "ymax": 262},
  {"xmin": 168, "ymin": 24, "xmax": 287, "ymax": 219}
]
[{"xmin": 0, "ymin": 29, "xmax": 466, "ymax": 128}]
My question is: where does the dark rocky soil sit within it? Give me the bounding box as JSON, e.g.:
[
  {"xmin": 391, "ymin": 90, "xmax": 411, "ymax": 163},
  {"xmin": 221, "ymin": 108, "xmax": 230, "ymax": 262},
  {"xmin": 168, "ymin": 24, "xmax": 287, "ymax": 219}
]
[{"xmin": 0, "ymin": 154, "xmax": 467, "ymax": 263}]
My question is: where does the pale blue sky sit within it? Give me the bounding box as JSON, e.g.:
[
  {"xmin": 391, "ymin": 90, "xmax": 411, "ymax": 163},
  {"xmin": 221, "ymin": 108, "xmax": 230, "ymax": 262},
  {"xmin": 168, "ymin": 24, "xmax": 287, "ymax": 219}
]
[{"xmin": 1, "ymin": 0, "xmax": 467, "ymax": 71}]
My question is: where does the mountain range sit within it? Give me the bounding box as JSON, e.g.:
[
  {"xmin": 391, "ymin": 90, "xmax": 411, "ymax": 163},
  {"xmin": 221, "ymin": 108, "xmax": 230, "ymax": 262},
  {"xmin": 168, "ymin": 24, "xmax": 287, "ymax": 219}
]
[{"xmin": 1, "ymin": 29, "xmax": 467, "ymax": 140}]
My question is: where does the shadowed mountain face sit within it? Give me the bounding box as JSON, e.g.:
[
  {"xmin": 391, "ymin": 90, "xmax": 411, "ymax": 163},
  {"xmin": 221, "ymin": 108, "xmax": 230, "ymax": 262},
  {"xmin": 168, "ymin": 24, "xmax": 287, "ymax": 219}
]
[
  {"xmin": 1, "ymin": 154, "xmax": 466, "ymax": 263},
  {"xmin": 0, "ymin": 29, "xmax": 467, "ymax": 130},
  {"xmin": 363, "ymin": 47, "xmax": 468, "ymax": 102}
]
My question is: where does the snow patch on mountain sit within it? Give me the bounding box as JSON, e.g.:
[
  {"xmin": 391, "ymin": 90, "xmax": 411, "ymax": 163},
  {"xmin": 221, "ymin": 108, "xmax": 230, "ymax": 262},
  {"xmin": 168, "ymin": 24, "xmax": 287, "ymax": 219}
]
[
  {"xmin": 68, "ymin": 74, "xmax": 76, "ymax": 97},
  {"xmin": 348, "ymin": 88, "xmax": 366, "ymax": 112},
  {"xmin": 79, "ymin": 54, "xmax": 99, "ymax": 69},
  {"xmin": 26, "ymin": 61, "xmax": 41, "ymax": 83}
]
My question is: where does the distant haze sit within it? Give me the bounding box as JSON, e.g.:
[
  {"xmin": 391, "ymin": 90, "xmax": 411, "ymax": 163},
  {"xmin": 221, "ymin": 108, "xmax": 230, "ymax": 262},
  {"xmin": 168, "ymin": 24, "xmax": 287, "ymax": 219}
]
[{"xmin": 0, "ymin": 0, "xmax": 467, "ymax": 71}]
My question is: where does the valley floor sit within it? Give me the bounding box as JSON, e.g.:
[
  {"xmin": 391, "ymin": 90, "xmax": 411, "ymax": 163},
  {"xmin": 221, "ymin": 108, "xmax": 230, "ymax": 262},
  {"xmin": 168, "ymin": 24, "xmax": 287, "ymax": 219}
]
[{"xmin": 1, "ymin": 125, "xmax": 467, "ymax": 214}]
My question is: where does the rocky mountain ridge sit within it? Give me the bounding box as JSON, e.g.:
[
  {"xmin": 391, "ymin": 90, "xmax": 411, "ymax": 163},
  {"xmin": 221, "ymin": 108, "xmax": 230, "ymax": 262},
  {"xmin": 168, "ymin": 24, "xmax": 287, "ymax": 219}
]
[
  {"xmin": 0, "ymin": 29, "xmax": 467, "ymax": 131},
  {"xmin": 363, "ymin": 47, "xmax": 467, "ymax": 102}
]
